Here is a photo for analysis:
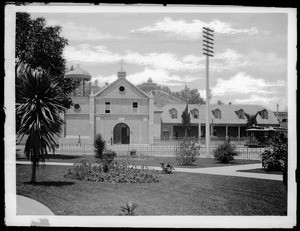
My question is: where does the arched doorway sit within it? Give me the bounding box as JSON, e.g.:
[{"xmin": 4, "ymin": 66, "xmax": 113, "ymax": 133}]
[{"xmin": 113, "ymin": 123, "xmax": 130, "ymax": 144}]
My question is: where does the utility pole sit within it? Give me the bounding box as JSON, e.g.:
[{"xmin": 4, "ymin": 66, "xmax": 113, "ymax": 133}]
[
  {"xmin": 276, "ymin": 104, "xmax": 279, "ymax": 121},
  {"xmin": 203, "ymin": 27, "xmax": 214, "ymax": 157}
]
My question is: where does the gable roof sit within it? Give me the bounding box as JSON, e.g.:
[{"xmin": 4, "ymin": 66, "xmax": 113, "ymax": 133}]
[
  {"xmin": 93, "ymin": 76, "xmax": 150, "ymax": 99},
  {"xmin": 161, "ymin": 104, "xmax": 279, "ymax": 125}
]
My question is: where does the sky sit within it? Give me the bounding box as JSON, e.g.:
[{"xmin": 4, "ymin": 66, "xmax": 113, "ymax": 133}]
[{"xmin": 30, "ymin": 9, "xmax": 289, "ymax": 111}]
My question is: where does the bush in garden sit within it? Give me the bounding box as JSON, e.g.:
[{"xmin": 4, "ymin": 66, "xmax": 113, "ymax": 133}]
[
  {"xmin": 213, "ymin": 141, "xmax": 238, "ymax": 163},
  {"xmin": 261, "ymin": 136, "xmax": 287, "ymax": 172},
  {"xmin": 64, "ymin": 159, "xmax": 160, "ymax": 183},
  {"xmin": 175, "ymin": 137, "xmax": 200, "ymax": 166}
]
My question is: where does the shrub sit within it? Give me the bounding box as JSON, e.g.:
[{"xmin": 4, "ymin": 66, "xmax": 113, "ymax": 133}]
[
  {"xmin": 176, "ymin": 137, "xmax": 200, "ymax": 166},
  {"xmin": 160, "ymin": 163, "xmax": 175, "ymax": 174},
  {"xmin": 64, "ymin": 160, "xmax": 160, "ymax": 183},
  {"xmin": 213, "ymin": 141, "xmax": 238, "ymax": 163},
  {"xmin": 119, "ymin": 201, "xmax": 138, "ymax": 216},
  {"xmin": 94, "ymin": 134, "xmax": 106, "ymax": 160},
  {"xmin": 261, "ymin": 136, "xmax": 287, "ymax": 172}
]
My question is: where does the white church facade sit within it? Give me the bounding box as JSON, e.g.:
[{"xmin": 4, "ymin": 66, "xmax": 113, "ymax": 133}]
[{"xmin": 61, "ymin": 65, "xmax": 158, "ymax": 145}]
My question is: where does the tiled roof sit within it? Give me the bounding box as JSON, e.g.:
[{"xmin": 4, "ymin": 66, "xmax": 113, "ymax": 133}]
[
  {"xmin": 65, "ymin": 65, "xmax": 91, "ymax": 79},
  {"xmin": 161, "ymin": 104, "xmax": 279, "ymax": 125}
]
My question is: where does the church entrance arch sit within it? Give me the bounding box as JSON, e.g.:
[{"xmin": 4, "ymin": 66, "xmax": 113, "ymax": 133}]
[{"xmin": 113, "ymin": 123, "xmax": 130, "ymax": 144}]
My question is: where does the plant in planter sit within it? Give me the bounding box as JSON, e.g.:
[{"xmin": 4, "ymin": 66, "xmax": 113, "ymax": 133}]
[
  {"xmin": 160, "ymin": 162, "xmax": 175, "ymax": 174},
  {"xmin": 213, "ymin": 141, "xmax": 239, "ymax": 163}
]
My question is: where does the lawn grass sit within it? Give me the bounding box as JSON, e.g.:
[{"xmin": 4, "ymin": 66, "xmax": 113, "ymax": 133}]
[
  {"xmin": 16, "ymin": 164, "xmax": 287, "ymax": 216},
  {"xmin": 17, "ymin": 154, "xmax": 260, "ymax": 168}
]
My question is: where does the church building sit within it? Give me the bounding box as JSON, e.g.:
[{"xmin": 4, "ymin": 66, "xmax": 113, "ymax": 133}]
[{"xmin": 61, "ymin": 64, "xmax": 157, "ymax": 145}]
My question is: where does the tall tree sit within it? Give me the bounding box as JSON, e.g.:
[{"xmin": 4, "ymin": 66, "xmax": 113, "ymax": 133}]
[
  {"xmin": 172, "ymin": 86, "xmax": 205, "ymax": 104},
  {"xmin": 181, "ymin": 104, "xmax": 191, "ymax": 137},
  {"xmin": 16, "ymin": 12, "xmax": 80, "ymax": 110},
  {"xmin": 245, "ymin": 113, "xmax": 258, "ymax": 127},
  {"xmin": 16, "ymin": 68, "xmax": 65, "ymax": 183}
]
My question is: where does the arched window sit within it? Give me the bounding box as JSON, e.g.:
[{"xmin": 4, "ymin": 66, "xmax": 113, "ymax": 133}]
[
  {"xmin": 169, "ymin": 108, "xmax": 178, "ymax": 119},
  {"xmin": 235, "ymin": 109, "xmax": 245, "ymax": 119},
  {"xmin": 191, "ymin": 108, "xmax": 199, "ymax": 119},
  {"xmin": 212, "ymin": 109, "xmax": 221, "ymax": 119}
]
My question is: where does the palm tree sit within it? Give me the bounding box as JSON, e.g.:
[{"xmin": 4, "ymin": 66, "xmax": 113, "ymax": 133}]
[
  {"xmin": 16, "ymin": 67, "xmax": 65, "ymax": 183},
  {"xmin": 245, "ymin": 112, "xmax": 258, "ymax": 128}
]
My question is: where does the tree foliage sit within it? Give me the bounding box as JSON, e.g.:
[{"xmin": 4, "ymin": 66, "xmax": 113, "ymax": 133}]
[
  {"xmin": 16, "ymin": 12, "xmax": 80, "ymax": 110},
  {"xmin": 16, "ymin": 67, "xmax": 65, "ymax": 182},
  {"xmin": 261, "ymin": 135, "xmax": 287, "ymax": 172},
  {"xmin": 181, "ymin": 104, "xmax": 191, "ymax": 137},
  {"xmin": 172, "ymin": 86, "xmax": 205, "ymax": 104},
  {"xmin": 137, "ymin": 81, "xmax": 205, "ymax": 105}
]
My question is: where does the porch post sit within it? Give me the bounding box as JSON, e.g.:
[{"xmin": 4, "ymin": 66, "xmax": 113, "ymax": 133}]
[
  {"xmin": 226, "ymin": 126, "xmax": 228, "ymax": 137},
  {"xmin": 238, "ymin": 126, "xmax": 240, "ymax": 139}
]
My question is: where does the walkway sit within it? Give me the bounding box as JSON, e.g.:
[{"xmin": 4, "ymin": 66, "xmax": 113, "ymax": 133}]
[{"xmin": 17, "ymin": 195, "xmax": 54, "ymax": 215}]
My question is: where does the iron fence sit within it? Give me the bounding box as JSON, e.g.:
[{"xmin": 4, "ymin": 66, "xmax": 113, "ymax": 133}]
[{"xmin": 16, "ymin": 143, "xmax": 263, "ymax": 160}]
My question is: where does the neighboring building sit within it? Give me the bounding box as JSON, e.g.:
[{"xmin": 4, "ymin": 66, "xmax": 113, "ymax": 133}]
[
  {"xmin": 159, "ymin": 104, "xmax": 279, "ymax": 140},
  {"xmin": 58, "ymin": 65, "xmax": 280, "ymax": 145},
  {"xmin": 273, "ymin": 111, "xmax": 288, "ymax": 128}
]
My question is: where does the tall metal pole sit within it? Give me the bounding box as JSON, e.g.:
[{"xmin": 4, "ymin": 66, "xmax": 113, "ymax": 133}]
[
  {"xmin": 203, "ymin": 27, "xmax": 214, "ymax": 157},
  {"xmin": 205, "ymin": 55, "xmax": 210, "ymax": 157}
]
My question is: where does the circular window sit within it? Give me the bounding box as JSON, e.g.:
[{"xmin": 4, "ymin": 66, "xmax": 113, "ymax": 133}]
[
  {"xmin": 119, "ymin": 86, "xmax": 125, "ymax": 93},
  {"xmin": 74, "ymin": 103, "xmax": 81, "ymax": 111}
]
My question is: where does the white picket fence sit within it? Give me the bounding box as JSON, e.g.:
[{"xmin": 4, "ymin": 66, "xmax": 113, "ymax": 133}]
[{"xmin": 16, "ymin": 144, "xmax": 264, "ymax": 160}]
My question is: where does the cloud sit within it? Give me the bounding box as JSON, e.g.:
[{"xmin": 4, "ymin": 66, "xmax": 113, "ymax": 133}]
[
  {"xmin": 64, "ymin": 45, "xmax": 286, "ymax": 77},
  {"xmin": 64, "ymin": 44, "xmax": 121, "ymax": 64},
  {"xmin": 64, "ymin": 45, "xmax": 205, "ymax": 72},
  {"xmin": 131, "ymin": 17, "xmax": 258, "ymax": 41},
  {"xmin": 212, "ymin": 49, "xmax": 287, "ymax": 73},
  {"xmin": 46, "ymin": 20, "xmax": 125, "ymax": 41},
  {"xmin": 92, "ymin": 74, "xmax": 117, "ymax": 84},
  {"xmin": 124, "ymin": 51, "xmax": 204, "ymax": 72},
  {"xmin": 233, "ymin": 95, "xmax": 279, "ymax": 105},
  {"xmin": 126, "ymin": 68, "xmax": 198, "ymax": 86},
  {"xmin": 211, "ymin": 72, "xmax": 285, "ymax": 97},
  {"xmin": 92, "ymin": 68, "xmax": 198, "ymax": 87}
]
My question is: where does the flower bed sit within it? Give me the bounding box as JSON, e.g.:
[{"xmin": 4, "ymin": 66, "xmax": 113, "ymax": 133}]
[{"xmin": 64, "ymin": 159, "xmax": 160, "ymax": 183}]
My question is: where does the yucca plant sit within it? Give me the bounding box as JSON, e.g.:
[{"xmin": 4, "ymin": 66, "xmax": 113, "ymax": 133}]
[
  {"xmin": 16, "ymin": 67, "xmax": 65, "ymax": 183},
  {"xmin": 94, "ymin": 134, "xmax": 106, "ymax": 160},
  {"xmin": 119, "ymin": 201, "xmax": 138, "ymax": 216}
]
